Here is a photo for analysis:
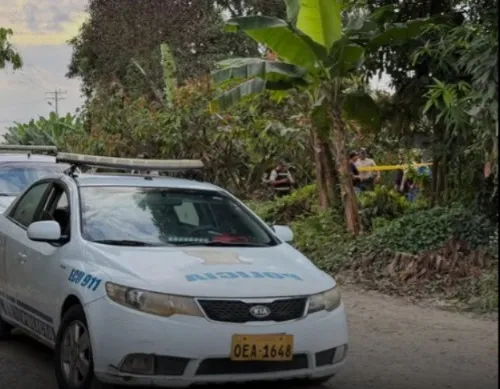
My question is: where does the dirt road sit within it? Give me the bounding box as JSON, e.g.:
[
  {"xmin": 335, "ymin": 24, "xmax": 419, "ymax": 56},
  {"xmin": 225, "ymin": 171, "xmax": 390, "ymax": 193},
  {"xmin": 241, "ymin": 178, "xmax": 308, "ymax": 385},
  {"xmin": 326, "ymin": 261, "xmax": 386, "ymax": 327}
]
[{"xmin": 0, "ymin": 288, "xmax": 497, "ymax": 389}]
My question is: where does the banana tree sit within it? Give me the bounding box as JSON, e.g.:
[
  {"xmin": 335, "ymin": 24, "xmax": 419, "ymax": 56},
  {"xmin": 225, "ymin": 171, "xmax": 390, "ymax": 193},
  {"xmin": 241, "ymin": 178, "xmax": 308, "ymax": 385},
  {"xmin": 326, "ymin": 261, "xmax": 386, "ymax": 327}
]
[
  {"xmin": 210, "ymin": 0, "xmax": 430, "ymax": 235},
  {"xmin": 4, "ymin": 112, "xmax": 85, "ymax": 148}
]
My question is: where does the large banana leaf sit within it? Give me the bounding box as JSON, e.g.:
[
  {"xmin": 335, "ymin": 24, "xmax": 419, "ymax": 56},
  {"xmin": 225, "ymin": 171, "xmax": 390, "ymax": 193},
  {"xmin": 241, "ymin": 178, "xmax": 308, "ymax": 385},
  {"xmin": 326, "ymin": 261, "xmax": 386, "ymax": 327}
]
[
  {"xmin": 295, "ymin": 0, "xmax": 342, "ymax": 51},
  {"xmin": 368, "ymin": 18, "xmax": 431, "ymax": 49},
  {"xmin": 342, "ymin": 90, "xmax": 381, "ymax": 131},
  {"xmin": 210, "ymin": 76, "xmax": 305, "ymax": 112},
  {"xmin": 225, "ymin": 16, "xmax": 319, "ymax": 70},
  {"xmin": 328, "ymin": 38, "xmax": 365, "ymax": 77},
  {"xmin": 284, "ymin": 0, "xmax": 300, "ymax": 24},
  {"xmin": 210, "ymin": 78, "xmax": 266, "ymax": 112},
  {"xmin": 212, "ymin": 58, "xmax": 307, "ymax": 87}
]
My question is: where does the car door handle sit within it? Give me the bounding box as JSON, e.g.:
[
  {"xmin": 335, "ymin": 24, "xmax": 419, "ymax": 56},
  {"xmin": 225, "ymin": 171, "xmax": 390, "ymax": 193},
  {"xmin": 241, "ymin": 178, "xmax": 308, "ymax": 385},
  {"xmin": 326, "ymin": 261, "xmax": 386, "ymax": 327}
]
[{"xmin": 18, "ymin": 253, "xmax": 28, "ymax": 263}]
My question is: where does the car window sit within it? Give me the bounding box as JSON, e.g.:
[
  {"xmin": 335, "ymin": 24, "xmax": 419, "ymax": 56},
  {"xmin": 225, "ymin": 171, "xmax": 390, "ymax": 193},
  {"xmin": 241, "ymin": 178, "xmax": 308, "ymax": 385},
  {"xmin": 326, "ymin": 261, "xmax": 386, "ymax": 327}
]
[
  {"xmin": 10, "ymin": 183, "xmax": 50, "ymax": 227},
  {"xmin": 56, "ymin": 192, "xmax": 68, "ymax": 209},
  {"xmin": 79, "ymin": 186, "xmax": 276, "ymax": 247},
  {"xmin": 37, "ymin": 185, "xmax": 71, "ymax": 238},
  {"xmin": 0, "ymin": 164, "xmax": 68, "ymax": 196},
  {"xmin": 174, "ymin": 201, "xmax": 200, "ymax": 226}
]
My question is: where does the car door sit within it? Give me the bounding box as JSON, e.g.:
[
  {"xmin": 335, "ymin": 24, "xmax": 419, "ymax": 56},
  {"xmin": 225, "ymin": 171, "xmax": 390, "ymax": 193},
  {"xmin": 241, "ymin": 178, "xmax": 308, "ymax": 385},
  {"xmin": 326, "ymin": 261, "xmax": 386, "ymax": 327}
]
[
  {"xmin": 3, "ymin": 181, "xmax": 55, "ymax": 339},
  {"xmin": 24, "ymin": 182, "xmax": 71, "ymax": 334}
]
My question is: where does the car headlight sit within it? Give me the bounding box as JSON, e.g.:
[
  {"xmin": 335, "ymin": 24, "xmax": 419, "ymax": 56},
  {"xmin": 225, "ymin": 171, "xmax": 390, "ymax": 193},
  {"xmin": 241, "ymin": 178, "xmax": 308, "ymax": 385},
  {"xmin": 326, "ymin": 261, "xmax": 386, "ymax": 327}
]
[
  {"xmin": 307, "ymin": 287, "xmax": 341, "ymax": 314},
  {"xmin": 105, "ymin": 282, "xmax": 203, "ymax": 318}
]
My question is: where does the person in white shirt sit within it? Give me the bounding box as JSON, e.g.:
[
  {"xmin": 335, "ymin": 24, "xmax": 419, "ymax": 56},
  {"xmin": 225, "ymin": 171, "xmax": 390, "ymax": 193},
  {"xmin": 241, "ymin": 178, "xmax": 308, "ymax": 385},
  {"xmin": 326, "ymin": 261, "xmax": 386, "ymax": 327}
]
[
  {"xmin": 354, "ymin": 148, "xmax": 380, "ymax": 192},
  {"xmin": 268, "ymin": 161, "xmax": 295, "ymax": 197}
]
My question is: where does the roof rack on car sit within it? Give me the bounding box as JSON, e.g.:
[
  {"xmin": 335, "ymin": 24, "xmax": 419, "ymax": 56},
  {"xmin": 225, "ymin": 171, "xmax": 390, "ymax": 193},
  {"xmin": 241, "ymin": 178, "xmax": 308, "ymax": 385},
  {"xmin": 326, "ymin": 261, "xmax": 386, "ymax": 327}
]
[
  {"xmin": 55, "ymin": 152, "xmax": 204, "ymax": 178},
  {"xmin": 0, "ymin": 144, "xmax": 58, "ymax": 156}
]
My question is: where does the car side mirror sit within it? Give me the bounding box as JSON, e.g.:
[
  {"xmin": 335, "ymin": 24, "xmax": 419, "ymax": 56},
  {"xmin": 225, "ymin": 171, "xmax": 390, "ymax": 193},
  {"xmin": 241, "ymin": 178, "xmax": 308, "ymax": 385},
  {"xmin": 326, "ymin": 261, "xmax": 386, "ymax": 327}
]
[
  {"xmin": 272, "ymin": 225, "xmax": 294, "ymax": 243},
  {"xmin": 27, "ymin": 220, "xmax": 62, "ymax": 243}
]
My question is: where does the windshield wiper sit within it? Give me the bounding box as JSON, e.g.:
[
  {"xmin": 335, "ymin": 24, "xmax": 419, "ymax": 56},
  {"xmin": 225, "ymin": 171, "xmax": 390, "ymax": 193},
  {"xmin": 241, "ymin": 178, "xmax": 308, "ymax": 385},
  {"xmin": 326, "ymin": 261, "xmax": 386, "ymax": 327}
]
[
  {"xmin": 92, "ymin": 239, "xmax": 163, "ymax": 247},
  {"xmin": 0, "ymin": 193, "xmax": 16, "ymax": 197},
  {"xmin": 173, "ymin": 241, "xmax": 269, "ymax": 247}
]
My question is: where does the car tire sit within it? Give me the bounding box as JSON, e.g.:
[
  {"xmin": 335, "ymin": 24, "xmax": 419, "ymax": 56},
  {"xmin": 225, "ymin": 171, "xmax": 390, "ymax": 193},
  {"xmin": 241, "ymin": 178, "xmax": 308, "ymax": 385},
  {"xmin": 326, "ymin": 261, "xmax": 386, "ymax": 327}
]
[
  {"xmin": 0, "ymin": 315, "xmax": 13, "ymax": 340},
  {"xmin": 54, "ymin": 305, "xmax": 114, "ymax": 389}
]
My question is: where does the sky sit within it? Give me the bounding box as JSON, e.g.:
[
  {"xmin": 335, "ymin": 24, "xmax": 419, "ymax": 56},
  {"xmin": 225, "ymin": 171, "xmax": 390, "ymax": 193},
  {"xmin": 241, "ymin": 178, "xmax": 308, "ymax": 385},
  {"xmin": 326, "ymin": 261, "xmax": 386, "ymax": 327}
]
[
  {"xmin": 0, "ymin": 0, "xmax": 392, "ymax": 137},
  {"xmin": 0, "ymin": 0, "xmax": 87, "ymax": 136}
]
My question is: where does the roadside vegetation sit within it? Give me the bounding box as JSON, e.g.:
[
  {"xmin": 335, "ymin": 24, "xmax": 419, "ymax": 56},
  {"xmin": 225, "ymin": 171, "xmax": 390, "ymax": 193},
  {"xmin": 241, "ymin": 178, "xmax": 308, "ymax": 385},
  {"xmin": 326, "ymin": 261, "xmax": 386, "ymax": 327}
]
[{"xmin": 2, "ymin": 0, "xmax": 497, "ymax": 313}]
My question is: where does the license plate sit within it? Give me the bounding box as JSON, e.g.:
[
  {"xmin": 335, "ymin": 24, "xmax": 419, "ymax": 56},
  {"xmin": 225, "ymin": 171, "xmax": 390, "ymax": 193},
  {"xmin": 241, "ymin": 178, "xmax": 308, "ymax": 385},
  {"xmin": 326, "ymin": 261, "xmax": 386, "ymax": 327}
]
[{"xmin": 230, "ymin": 334, "xmax": 294, "ymax": 361}]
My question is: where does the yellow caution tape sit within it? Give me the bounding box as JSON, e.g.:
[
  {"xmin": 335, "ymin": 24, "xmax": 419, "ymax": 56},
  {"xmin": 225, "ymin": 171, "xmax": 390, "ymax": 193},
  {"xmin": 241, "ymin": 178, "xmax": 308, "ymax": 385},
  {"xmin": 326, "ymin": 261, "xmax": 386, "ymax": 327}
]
[{"xmin": 357, "ymin": 163, "xmax": 432, "ymax": 172}]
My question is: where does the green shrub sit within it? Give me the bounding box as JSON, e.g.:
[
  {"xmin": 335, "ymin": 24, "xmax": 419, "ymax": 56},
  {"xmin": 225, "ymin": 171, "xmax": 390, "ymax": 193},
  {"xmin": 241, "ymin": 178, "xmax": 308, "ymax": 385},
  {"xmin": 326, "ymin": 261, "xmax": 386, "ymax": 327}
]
[
  {"xmin": 355, "ymin": 206, "xmax": 496, "ymax": 256},
  {"xmin": 290, "ymin": 209, "xmax": 351, "ymax": 272},
  {"xmin": 358, "ymin": 185, "xmax": 430, "ymax": 231},
  {"xmin": 249, "ymin": 184, "xmax": 318, "ymax": 224},
  {"xmin": 456, "ymin": 270, "xmax": 498, "ymax": 313}
]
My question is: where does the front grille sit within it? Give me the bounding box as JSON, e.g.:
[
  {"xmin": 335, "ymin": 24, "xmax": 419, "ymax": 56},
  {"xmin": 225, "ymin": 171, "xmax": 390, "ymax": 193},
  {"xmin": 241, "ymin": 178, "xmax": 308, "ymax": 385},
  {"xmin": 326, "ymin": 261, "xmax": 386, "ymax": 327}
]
[
  {"xmin": 196, "ymin": 354, "xmax": 308, "ymax": 375},
  {"xmin": 197, "ymin": 298, "xmax": 307, "ymax": 323}
]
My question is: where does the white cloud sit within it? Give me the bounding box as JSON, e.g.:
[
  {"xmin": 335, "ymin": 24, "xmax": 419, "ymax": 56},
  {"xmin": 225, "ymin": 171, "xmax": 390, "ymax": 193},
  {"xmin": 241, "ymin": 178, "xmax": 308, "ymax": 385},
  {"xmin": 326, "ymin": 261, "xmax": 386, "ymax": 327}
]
[{"xmin": 0, "ymin": 0, "xmax": 87, "ymax": 45}]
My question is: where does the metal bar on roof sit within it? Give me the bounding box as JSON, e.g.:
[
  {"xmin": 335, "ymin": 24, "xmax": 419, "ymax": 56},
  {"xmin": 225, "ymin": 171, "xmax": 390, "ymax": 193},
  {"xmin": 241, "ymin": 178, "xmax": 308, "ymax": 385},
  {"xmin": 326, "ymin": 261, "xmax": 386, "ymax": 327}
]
[{"xmin": 55, "ymin": 152, "xmax": 204, "ymax": 171}]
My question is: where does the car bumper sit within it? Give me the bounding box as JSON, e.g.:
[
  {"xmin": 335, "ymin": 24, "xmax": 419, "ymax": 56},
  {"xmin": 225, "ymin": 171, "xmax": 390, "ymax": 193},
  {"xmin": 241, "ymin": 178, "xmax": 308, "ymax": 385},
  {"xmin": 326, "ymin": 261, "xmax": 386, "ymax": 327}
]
[{"xmin": 85, "ymin": 297, "xmax": 349, "ymax": 387}]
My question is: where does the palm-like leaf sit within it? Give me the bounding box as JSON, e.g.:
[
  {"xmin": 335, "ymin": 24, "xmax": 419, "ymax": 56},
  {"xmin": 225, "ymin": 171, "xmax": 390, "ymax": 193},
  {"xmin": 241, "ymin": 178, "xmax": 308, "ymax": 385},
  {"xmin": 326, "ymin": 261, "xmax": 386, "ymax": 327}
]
[
  {"xmin": 225, "ymin": 16, "xmax": 319, "ymax": 70},
  {"xmin": 213, "ymin": 58, "xmax": 307, "ymax": 86},
  {"xmin": 368, "ymin": 18, "xmax": 433, "ymax": 49},
  {"xmin": 211, "ymin": 75, "xmax": 306, "ymax": 112},
  {"xmin": 295, "ymin": 0, "xmax": 342, "ymax": 51},
  {"xmin": 328, "ymin": 38, "xmax": 365, "ymax": 76}
]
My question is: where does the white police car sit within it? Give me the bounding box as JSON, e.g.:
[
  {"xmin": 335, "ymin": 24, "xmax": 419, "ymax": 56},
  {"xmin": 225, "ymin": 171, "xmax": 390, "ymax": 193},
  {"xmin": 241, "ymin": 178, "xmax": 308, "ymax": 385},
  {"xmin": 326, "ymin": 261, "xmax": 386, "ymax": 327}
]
[{"xmin": 0, "ymin": 153, "xmax": 349, "ymax": 389}]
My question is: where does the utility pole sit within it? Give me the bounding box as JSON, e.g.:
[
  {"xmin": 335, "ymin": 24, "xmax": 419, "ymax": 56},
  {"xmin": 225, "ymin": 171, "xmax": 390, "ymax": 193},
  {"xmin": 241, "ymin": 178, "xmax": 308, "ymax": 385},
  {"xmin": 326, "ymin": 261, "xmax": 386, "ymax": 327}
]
[{"xmin": 45, "ymin": 89, "xmax": 66, "ymax": 116}]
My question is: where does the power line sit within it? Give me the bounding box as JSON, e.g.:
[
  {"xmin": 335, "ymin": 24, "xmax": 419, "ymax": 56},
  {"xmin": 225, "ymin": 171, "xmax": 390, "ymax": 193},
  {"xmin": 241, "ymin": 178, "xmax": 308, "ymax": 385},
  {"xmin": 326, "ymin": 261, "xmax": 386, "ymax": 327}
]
[
  {"xmin": 0, "ymin": 99, "xmax": 47, "ymax": 108},
  {"xmin": 45, "ymin": 89, "xmax": 67, "ymax": 115}
]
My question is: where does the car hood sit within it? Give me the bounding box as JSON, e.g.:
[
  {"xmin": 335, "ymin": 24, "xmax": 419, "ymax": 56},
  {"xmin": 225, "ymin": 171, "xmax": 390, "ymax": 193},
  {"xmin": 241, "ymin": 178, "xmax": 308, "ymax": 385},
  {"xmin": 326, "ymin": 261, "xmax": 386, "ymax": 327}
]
[
  {"xmin": 85, "ymin": 243, "xmax": 335, "ymax": 298},
  {"xmin": 0, "ymin": 196, "xmax": 16, "ymax": 213}
]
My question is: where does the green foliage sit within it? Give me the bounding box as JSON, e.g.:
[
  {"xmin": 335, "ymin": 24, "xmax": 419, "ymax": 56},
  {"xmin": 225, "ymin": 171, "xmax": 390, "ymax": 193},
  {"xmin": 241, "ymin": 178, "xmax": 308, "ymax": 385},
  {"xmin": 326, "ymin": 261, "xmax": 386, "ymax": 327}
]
[
  {"xmin": 4, "ymin": 112, "xmax": 85, "ymax": 149},
  {"xmin": 456, "ymin": 270, "xmax": 498, "ymax": 313},
  {"xmin": 356, "ymin": 206, "xmax": 495, "ymax": 256},
  {"xmin": 67, "ymin": 79, "xmax": 313, "ymax": 197},
  {"xmin": 0, "ymin": 27, "xmax": 22, "ymax": 70},
  {"xmin": 249, "ymin": 184, "xmax": 318, "ymax": 224},
  {"xmin": 249, "ymin": 191, "xmax": 350, "ymax": 272},
  {"xmin": 358, "ymin": 185, "xmax": 430, "ymax": 231},
  {"xmin": 67, "ymin": 0, "xmax": 282, "ymax": 98},
  {"xmin": 358, "ymin": 185, "xmax": 409, "ymax": 228},
  {"xmin": 417, "ymin": 22, "xmax": 498, "ymax": 204},
  {"xmin": 290, "ymin": 209, "xmax": 349, "ymax": 272}
]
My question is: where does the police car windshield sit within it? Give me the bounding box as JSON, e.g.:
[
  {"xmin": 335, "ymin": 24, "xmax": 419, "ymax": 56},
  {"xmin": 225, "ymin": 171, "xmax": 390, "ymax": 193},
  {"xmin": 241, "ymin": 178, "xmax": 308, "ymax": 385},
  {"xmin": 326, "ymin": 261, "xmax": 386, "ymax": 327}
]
[
  {"xmin": 0, "ymin": 163, "xmax": 68, "ymax": 196},
  {"xmin": 79, "ymin": 186, "xmax": 277, "ymax": 247}
]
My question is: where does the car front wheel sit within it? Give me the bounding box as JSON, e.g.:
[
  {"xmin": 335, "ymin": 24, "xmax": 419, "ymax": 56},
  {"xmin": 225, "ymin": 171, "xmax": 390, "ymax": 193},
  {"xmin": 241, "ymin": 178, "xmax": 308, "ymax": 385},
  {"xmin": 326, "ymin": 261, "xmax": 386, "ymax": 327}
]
[{"xmin": 54, "ymin": 305, "xmax": 113, "ymax": 389}]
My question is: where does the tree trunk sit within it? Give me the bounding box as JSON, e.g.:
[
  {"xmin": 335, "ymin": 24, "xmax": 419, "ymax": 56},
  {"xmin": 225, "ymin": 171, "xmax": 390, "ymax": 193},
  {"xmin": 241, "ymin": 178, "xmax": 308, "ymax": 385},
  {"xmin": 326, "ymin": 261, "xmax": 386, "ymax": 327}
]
[
  {"xmin": 312, "ymin": 129, "xmax": 329, "ymax": 209},
  {"xmin": 322, "ymin": 139, "xmax": 341, "ymax": 207},
  {"xmin": 329, "ymin": 107, "xmax": 361, "ymax": 236}
]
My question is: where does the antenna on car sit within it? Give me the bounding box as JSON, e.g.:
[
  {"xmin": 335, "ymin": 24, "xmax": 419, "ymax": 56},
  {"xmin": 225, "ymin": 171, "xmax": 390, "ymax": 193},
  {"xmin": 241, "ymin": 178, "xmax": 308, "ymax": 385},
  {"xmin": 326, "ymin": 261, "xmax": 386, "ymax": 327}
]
[
  {"xmin": 0, "ymin": 145, "xmax": 58, "ymax": 156},
  {"xmin": 55, "ymin": 152, "xmax": 205, "ymax": 179}
]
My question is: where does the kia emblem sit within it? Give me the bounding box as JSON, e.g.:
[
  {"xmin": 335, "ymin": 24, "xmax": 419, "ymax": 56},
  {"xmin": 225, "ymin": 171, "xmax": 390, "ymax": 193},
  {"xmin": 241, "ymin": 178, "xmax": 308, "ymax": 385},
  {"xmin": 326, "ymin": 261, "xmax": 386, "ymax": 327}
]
[{"xmin": 249, "ymin": 305, "xmax": 271, "ymax": 319}]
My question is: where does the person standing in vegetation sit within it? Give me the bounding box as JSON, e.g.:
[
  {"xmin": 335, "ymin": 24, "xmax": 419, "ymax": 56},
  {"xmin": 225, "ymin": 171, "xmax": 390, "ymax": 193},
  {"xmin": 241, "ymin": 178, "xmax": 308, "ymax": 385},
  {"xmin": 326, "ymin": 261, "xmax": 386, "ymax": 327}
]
[
  {"xmin": 349, "ymin": 151, "xmax": 362, "ymax": 195},
  {"xmin": 355, "ymin": 148, "xmax": 380, "ymax": 192},
  {"xmin": 269, "ymin": 161, "xmax": 295, "ymax": 198},
  {"xmin": 395, "ymin": 167, "xmax": 413, "ymax": 196}
]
